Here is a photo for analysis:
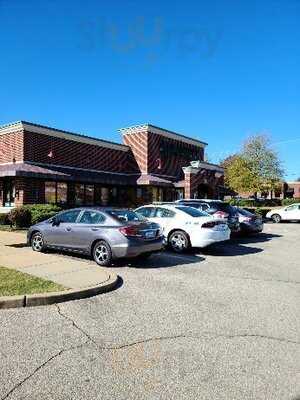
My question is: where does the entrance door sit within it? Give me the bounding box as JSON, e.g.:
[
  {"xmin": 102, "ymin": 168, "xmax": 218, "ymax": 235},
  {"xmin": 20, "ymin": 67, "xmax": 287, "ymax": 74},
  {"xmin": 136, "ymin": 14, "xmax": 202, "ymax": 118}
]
[{"xmin": 3, "ymin": 179, "xmax": 15, "ymax": 207}]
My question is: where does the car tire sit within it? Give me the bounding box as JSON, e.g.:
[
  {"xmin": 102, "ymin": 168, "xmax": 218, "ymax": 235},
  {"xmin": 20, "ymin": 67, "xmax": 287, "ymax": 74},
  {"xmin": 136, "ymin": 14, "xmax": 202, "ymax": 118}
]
[
  {"xmin": 93, "ymin": 240, "xmax": 113, "ymax": 267},
  {"xmin": 168, "ymin": 230, "xmax": 190, "ymax": 253},
  {"xmin": 272, "ymin": 214, "xmax": 281, "ymax": 223},
  {"xmin": 31, "ymin": 232, "xmax": 46, "ymax": 252}
]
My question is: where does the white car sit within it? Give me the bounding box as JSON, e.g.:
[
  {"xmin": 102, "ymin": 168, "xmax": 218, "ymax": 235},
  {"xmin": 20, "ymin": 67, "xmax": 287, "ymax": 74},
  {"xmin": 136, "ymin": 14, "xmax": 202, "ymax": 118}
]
[
  {"xmin": 135, "ymin": 204, "xmax": 230, "ymax": 252},
  {"xmin": 266, "ymin": 203, "xmax": 300, "ymax": 223}
]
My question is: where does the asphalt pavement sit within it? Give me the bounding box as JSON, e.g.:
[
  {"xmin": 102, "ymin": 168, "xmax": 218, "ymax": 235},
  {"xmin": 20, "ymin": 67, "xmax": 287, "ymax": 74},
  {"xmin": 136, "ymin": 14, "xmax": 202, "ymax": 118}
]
[{"xmin": 0, "ymin": 223, "xmax": 299, "ymax": 400}]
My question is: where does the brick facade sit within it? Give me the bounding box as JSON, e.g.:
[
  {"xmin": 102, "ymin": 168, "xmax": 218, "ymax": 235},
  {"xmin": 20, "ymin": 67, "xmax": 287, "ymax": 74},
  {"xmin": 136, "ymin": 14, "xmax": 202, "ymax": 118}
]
[
  {"xmin": 123, "ymin": 127, "xmax": 204, "ymax": 179},
  {"xmin": 0, "ymin": 129, "xmax": 24, "ymax": 164},
  {"xmin": 0, "ymin": 121, "xmax": 225, "ymax": 208},
  {"xmin": 24, "ymin": 130, "xmax": 139, "ymax": 173}
]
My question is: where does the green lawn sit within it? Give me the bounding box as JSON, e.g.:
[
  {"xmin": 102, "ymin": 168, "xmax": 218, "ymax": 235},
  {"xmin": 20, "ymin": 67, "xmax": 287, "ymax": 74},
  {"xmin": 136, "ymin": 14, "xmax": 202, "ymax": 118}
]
[{"xmin": 0, "ymin": 266, "xmax": 65, "ymax": 296}]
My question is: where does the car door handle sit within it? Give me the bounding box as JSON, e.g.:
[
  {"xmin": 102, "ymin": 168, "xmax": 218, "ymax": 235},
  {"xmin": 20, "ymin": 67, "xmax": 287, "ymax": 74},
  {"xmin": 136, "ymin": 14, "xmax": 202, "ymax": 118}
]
[
  {"xmin": 66, "ymin": 227, "xmax": 72, "ymax": 232},
  {"xmin": 91, "ymin": 228, "xmax": 99, "ymax": 231}
]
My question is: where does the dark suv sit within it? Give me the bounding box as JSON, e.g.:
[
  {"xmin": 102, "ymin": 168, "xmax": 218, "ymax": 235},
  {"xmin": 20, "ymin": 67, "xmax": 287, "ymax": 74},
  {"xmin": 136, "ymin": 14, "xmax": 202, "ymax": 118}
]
[{"xmin": 176, "ymin": 199, "xmax": 240, "ymax": 233}]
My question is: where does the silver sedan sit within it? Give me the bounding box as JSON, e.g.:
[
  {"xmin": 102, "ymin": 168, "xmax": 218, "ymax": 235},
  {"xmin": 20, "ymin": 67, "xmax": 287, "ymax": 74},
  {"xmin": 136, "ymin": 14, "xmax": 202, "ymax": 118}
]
[{"xmin": 27, "ymin": 208, "xmax": 163, "ymax": 266}]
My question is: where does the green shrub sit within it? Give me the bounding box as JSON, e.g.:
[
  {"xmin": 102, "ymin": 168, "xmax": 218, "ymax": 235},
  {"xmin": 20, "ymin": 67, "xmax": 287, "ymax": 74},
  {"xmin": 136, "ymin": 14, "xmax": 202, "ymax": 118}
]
[
  {"xmin": 7, "ymin": 207, "xmax": 32, "ymax": 228},
  {"xmin": 0, "ymin": 213, "xmax": 9, "ymax": 225},
  {"xmin": 23, "ymin": 204, "xmax": 62, "ymax": 225},
  {"xmin": 229, "ymin": 198, "xmax": 282, "ymax": 207},
  {"xmin": 7, "ymin": 204, "xmax": 62, "ymax": 228},
  {"xmin": 282, "ymin": 198, "xmax": 300, "ymax": 206},
  {"xmin": 229, "ymin": 199, "xmax": 256, "ymax": 207}
]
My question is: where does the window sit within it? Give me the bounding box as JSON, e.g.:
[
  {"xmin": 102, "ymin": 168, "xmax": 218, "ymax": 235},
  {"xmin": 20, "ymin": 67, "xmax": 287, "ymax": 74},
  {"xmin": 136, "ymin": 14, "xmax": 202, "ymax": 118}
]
[
  {"xmin": 45, "ymin": 182, "xmax": 57, "ymax": 204},
  {"xmin": 136, "ymin": 207, "xmax": 155, "ymax": 218},
  {"xmin": 45, "ymin": 181, "xmax": 68, "ymax": 204},
  {"xmin": 85, "ymin": 185, "xmax": 94, "ymax": 205},
  {"xmin": 286, "ymin": 205, "xmax": 299, "ymax": 211},
  {"xmin": 154, "ymin": 208, "xmax": 175, "ymax": 218},
  {"xmin": 75, "ymin": 184, "xmax": 85, "ymax": 206},
  {"xmin": 57, "ymin": 182, "xmax": 67, "ymax": 204},
  {"xmin": 79, "ymin": 211, "xmax": 104, "ymax": 224},
  {"xmin": 175, "ymin": 206, "xmax": 209, "ymax": 217},
  {"xmin": 107, "ymin": 210, "xmax": 145, "ymax": 222},
  {"xmin": 58, "ymin": 210, "xmax": 81, "ymax": 223}
]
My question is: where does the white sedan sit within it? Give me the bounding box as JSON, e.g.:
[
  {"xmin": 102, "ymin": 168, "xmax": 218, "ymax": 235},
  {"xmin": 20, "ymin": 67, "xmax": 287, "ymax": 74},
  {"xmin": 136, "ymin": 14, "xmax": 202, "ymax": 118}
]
[
  {"xmin": 135, "ymin": 204, "xmax": 230, "ymax": 252},
  {"xmin": 266, "ymin": 203, "xmax": 300, "ymax": 223}
]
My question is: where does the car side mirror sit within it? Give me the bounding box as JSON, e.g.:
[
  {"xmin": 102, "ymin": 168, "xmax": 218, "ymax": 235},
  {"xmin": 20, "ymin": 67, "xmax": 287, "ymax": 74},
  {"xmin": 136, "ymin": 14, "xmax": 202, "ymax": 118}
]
[{"xmin": 51, "ymin": 217, "xmax": 60, "ymax": 226}]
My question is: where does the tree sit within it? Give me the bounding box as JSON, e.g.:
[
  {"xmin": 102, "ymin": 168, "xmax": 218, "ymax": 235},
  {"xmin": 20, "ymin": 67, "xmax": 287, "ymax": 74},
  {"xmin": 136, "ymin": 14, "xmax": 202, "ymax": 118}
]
[
  {"xmin": 222, "ymin": 155, "xmax": 260, "ymax": 194},
  {"xmin": 221, "ymin": 134, "xmax": 284, "ymax": 197},
  {"xmin": 242, "ymin": 134, "xmax": 284, "ymax": 194}
]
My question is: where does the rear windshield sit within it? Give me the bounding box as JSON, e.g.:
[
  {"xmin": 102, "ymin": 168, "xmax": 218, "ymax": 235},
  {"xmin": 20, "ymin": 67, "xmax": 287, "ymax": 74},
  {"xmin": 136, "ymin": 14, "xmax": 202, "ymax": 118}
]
[
  {"xmin": 175, "ymin": 206, "xmax": 209, "ymax": 217},
  {"xmin": 237, "ymin": 208, "xmax": 254, "ymax": 217},
  {"xmin": 107, "ymin": 210, "xmax": 145, "ymax": 222}
]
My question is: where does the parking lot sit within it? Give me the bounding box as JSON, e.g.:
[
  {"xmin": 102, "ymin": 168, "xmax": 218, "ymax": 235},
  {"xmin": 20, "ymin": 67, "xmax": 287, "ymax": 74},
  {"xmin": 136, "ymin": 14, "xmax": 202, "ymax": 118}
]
[{"xmin": 0, "ymin": 222, "xmax": 300, "ymax": 400}]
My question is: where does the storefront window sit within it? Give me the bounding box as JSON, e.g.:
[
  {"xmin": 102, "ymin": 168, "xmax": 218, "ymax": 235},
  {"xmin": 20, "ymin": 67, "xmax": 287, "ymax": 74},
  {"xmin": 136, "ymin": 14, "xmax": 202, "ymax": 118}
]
[
  {"xmin": 75, "ymin": 184, "xmax": 85, "ymax": 205},
  {"xmin": 45, "ymin": 182, "xmax": 68, "ymax": 204},
  {"xmin": 57, "ymin": 182, "xmax": 68, "ymax": 204},
  {"xmin": 45, "ymin": 182, "xmax": 56, "ymax": 204},
  {"xmin": 101, "ymin": 187, "xmax": 109, "ymax": 206},
  {"xmin": 85, "ymin": 185, "xmax": 94, "ymax": 205}
]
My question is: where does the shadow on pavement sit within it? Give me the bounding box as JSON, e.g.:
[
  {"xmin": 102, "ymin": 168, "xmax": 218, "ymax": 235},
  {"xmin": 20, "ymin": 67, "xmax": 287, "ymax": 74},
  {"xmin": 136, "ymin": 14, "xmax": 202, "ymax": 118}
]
[
  {"xmin": 121, "ymin": 252, "xmax": 205, "ymax": 269},
  {"xmin": 6, "ymin": 243, "xmax": 28, "ymax": 248},
  {"xmin": 199, "ymin": 242, "xmax": 263, "ymax": 257},
  {"xmin": 232, "ymin": 232, "xmax": 282, "ymax": 244}
]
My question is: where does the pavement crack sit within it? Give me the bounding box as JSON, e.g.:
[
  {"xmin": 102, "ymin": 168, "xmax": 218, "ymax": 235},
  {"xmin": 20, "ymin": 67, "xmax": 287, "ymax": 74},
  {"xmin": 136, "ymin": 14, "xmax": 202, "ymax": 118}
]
[
  {"xmin": 55, "ymin": 304, "xmax": 98, "ymax": 346},
  {"xmin": 215, "ymin": 333, "xmax": 300, "ymax": 345},
  {"xmin": 1, "ymin": 342, "xmax": 88, "ymax": 400},
  {"xmin": 95, "ymin": 332, "xmax": 300, "ymax": 350}
]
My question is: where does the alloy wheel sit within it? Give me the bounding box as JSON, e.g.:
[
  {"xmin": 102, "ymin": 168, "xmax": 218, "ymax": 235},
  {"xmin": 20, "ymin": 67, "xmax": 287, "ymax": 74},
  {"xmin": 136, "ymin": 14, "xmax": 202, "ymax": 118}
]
[
  {"xmin": 93, "ymin": 241, "xmax": 112, "ymax": 266},
  {"xmin": 272, "ymin": 214, "xmax": 281, "ymax": 223},
  {"xmin": 169, "ymin": 231, "xmax": 188, "ymax": 252},
  {"xmin": 32, "ymin": 233, "xmax": 44, "ymax": 252}
]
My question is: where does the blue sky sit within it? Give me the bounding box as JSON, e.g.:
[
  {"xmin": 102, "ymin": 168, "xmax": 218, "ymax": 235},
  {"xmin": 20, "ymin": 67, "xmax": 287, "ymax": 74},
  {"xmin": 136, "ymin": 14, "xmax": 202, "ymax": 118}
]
[{"xmin": 1, "ymin": 0, "xmax": 300, "ymax": 180}]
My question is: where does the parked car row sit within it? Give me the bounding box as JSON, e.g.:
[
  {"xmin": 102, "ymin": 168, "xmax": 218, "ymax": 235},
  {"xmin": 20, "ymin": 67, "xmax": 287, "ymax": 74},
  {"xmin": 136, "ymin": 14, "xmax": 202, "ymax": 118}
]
[{"xmin": 27, "ymin": 199, "xmax": 266, "ymax": 267}]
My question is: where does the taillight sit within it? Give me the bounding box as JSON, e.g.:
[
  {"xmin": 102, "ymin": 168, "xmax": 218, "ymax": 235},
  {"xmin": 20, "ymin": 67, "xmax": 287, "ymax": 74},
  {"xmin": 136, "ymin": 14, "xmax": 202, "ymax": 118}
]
[
  {"xmin": 202, "ymin": 221, "xmax": 220, "ymax": 228},
  {"xmin": 214, "ymin": 211, "xmax": 228, "ymax": 219},
  {"xmin": 119, "ymin": 226, "xmax": 141, "ymax": 237}
]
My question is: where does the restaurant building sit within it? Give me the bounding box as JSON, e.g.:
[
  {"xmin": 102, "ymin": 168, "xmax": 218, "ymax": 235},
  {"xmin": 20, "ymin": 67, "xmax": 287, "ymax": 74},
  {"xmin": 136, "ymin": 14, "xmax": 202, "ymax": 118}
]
[{"xmin": 0, "ymin": 121, "xmax": 224, "ymax": 209}]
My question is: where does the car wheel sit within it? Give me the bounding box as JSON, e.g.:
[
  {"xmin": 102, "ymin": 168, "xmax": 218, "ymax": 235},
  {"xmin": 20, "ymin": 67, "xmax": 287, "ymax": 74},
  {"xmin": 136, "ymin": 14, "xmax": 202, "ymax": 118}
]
[
  {"xmin": 168, "ymin": 230, "xmax": 190, "ymax": 253},
  {"xmin": 272, "ymin": 214, "xmax": 281, "ymax": 223},
  {"xmin": 93, "ymin": 240, "xmax": 112, "ymax": 267},
  {"xmin": 31, "ymin": 232, "xmax": 46, "ymax": 252}
]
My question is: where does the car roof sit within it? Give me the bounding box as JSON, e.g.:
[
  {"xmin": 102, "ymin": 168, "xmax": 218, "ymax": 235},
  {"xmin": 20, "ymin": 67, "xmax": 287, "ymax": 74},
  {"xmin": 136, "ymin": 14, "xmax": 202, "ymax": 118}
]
[
  {"xmin": 59, "ymin": 207, "xmax": 132, "ymax": 213},
  {"xmin": 178, "ymin": 199, "xmax": 223, "ymax": 203}
]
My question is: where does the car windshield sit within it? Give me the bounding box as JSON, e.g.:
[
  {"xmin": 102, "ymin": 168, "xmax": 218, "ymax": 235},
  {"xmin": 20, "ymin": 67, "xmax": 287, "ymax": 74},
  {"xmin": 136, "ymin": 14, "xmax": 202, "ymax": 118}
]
[
  {"xmin": 107, "ymin": 210, "xmax": 146, "ymax": 222},
  {"xmin": 237, "ymin": 208, "xmax": 254, "ymax": 217},
  {"xmin": 175, "ymin": 206, "xmax": 209, "ymax": 217}
]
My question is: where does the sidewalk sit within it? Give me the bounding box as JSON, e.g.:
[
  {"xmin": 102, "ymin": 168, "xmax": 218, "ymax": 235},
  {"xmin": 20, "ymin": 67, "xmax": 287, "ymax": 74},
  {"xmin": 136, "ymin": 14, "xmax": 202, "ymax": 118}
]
[{"xmin": 0, "ymin": 231, "xmax": 118, "ymax": 308}]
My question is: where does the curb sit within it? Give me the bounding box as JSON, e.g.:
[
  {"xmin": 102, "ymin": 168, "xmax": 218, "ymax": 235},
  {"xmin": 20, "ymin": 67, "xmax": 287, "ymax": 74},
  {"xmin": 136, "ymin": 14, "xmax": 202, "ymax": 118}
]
[{"xmin": 0, "ymin": 272, "xmax": 119, "ymax": 310}]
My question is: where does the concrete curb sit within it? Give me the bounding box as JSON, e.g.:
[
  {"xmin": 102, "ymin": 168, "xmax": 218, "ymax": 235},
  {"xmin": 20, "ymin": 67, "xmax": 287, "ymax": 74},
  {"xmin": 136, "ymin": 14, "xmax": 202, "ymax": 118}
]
[{"xmin": 0, "ymin": 272, "xmax": 119, "ymax": 310}]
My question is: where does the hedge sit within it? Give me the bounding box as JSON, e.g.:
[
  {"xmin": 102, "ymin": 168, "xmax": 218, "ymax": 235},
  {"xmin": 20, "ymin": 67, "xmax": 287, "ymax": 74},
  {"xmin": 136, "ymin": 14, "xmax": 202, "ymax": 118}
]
[
  {"xmin": 228, "ymin": 198, "xmax": 282, "ymax": 207},
  {"xmin": 7, "ymin": 204, "xmax": 62, "ymax": 228},
  {"xmin": 282, "ymin": 198, "xmax": 300, "ymax": 206}
]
